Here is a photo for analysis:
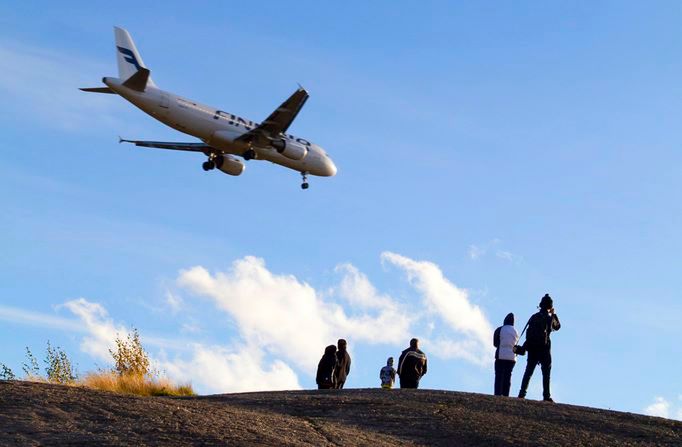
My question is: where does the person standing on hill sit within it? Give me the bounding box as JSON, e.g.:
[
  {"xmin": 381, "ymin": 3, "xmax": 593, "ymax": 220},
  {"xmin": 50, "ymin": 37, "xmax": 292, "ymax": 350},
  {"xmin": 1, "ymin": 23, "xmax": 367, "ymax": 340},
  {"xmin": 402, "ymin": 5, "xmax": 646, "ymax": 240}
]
[
  {"xmin": 379, "ymin": 357, "xmax": 396, "ymax": 389},
  {"xmin": 493, "ymin": 312, "xmax": 519, "ymax": 396},
  {"xmin": 316, "ymin": 345, "xmax": 337, "ymax": 390},
  {"xmin": 334, "ymin": 339, "xmax": 351, "ymax": 389},
  {"xmin": 397, "ymin": 338, "xmax": 427, "ymax": 389},
  {"xmin": 518, "ymin": 294, "xmax": 561, "ymax": 402}
]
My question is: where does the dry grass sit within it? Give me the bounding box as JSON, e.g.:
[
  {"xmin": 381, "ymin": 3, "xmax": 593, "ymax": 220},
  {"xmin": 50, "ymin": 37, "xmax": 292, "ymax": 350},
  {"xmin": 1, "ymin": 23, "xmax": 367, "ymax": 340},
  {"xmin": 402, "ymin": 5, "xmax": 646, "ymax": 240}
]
[{"xmin": 80, "ymin": 372, "xmax": 194, "ymax": 397}]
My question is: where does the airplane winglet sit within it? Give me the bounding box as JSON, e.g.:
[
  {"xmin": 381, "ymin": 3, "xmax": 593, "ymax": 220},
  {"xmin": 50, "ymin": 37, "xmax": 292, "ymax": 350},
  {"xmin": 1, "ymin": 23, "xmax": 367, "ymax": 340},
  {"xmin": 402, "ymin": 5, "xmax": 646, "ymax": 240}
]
[{"xmin": 122, "ymin": 68, "xmax": 150, "ymax": 92}]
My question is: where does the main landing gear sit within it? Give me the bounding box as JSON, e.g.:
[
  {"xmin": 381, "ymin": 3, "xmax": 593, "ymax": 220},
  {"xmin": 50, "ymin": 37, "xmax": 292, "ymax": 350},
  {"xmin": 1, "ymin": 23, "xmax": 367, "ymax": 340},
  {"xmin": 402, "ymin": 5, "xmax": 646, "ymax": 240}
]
[
  {"xmin": 243, "ymin": 148, "xmax": 256, "ymax": 160},
  {"xmin": 301, "ymin": 171, "xmax": 309, "ymax": 190},
  {"xmin": 202, "ymin": 153, "xmax": 217, "ymax": 171}
]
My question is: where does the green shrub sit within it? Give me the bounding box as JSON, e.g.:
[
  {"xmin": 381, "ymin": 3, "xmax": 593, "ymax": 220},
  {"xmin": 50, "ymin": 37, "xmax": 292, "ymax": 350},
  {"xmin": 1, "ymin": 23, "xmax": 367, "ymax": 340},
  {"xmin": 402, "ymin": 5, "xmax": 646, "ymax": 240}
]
[
  {"xmin": 0, "ymin": 363, "xmax": 16, "ymax": 380},
  {"xmin": 44, "ymin": 341, "xmax": 77, "ymax": 384},
  {"xmin": 22, "ymin": 347, "xmax": 40, "ymax": 379},
  {"xmin": 110, "ymin": 328, "xmax": 150, "ymax": 378}
]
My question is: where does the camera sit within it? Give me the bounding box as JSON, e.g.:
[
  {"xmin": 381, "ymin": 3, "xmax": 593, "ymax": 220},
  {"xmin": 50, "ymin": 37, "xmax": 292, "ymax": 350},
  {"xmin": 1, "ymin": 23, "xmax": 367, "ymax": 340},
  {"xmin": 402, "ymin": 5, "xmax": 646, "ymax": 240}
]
[{"xmin": 513, "ymin": 344, "xmax": 526, "ymax": 356}]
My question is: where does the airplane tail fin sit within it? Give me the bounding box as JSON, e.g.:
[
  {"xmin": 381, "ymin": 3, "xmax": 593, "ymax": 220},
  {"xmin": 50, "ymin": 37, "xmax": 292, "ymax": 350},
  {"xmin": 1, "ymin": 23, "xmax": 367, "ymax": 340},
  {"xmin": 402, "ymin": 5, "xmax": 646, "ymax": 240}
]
[{"xmin": 114, "ymin": 26, "xmax": 156, "ymax": 88}]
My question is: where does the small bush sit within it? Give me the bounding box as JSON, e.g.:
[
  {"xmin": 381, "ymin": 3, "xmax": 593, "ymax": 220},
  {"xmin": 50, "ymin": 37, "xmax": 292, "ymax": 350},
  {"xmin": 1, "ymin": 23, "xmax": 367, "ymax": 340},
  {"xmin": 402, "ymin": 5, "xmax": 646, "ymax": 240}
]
[
  {"xmin": 80, "ymin": 371, "xmax": 194, "ymax": 396},
  {"xmin": 22, "ymin": 347, "xmax": 40, "ymax": 379},
  {"xmin": 0, "ymin": 363, "xmax": 16, "ymax": 380},
  {"xmin": 110, "ymin": 328, "xmax": 150, "ymax": 378},
  {"xmin": 44, "ymin": 341, "xmax": 77, "ymax": 384}
]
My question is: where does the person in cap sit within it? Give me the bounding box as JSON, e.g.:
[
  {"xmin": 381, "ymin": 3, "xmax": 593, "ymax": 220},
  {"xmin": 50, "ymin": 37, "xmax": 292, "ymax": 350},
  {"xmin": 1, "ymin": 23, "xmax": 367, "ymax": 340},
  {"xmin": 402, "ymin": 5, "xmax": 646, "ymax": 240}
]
[{"xmin": 517, "ymin": 294, "xmax": 561, "ymax": 402}]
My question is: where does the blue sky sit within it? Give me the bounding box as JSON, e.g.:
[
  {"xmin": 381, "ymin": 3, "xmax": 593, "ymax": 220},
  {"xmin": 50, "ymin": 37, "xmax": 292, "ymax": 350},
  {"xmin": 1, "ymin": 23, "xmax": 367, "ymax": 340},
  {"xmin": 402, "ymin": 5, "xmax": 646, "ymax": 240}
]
[{"xmin": 1, "ymin": 1, "xmax": 681, "ymax": 419}]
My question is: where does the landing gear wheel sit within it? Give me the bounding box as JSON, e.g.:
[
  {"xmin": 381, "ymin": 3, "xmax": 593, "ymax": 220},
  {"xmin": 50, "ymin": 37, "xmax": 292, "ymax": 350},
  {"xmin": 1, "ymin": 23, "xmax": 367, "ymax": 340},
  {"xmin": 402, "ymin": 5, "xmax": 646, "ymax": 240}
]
[
  {"xmin": 202, "ymin": 161, "xmax": 215, "ymax": 171},
  {"xmin": 243, "ymin": 149, "xmax": 256, "ymax": 160},
  {"xmin": 300, "ymin": 171, "xmax": 309, "ymax": 190}
]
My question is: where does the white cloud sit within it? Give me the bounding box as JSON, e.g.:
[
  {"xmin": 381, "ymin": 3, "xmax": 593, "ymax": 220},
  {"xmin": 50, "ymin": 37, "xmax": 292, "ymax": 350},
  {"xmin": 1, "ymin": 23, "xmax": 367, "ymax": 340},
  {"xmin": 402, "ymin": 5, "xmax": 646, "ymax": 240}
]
[
  {"xmin": 165, "ymin": 290, "xmax": 183, "ymax": 314},
  {"xmin": 644, "ymin": 397, "xmax": 670, "ymax": 418},
  {"xmin": 496, "ymin": 250, "xmax": 514, "ymax": 261},
  {"xmin": 0, "ymin": 40, "xmax": 126, "ymax": 131},
  {"xmin": 0, "ymin": 304, "xmax": 82, "ymax": 332},
  {"xmin": 177, "ymin": 256, "xmax": 412, "ymax": 372},
  {"xmin": 468, "ymin": 244, "xmax": 485, "ymax": 260},
  {"xmin": 61, "ymin": 298, "xmax": 126, "ymax": 362},
  {"xmin": 468, "ymin": 239, "xmax": 517, "ymax": 263},
  {"xmin": 381, "ymin": 252, "xmax": 493, "ymax": 366},
  {"xmin": 158, "ymin": 344, "xmax": 300, "ymax": 394}
]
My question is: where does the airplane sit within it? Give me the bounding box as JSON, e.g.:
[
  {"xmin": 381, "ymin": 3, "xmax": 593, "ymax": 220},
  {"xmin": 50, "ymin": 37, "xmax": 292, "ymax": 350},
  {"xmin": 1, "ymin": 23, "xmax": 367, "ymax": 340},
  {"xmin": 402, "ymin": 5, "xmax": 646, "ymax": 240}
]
[{"xmin": 81, "ymin": 27, "xmax": 337, "ymax": 189}]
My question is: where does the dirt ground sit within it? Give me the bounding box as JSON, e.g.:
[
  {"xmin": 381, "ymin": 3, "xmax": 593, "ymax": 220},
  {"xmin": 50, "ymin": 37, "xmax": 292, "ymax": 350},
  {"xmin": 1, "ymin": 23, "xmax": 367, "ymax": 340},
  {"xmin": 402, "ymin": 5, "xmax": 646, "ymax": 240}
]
[{"xmin": 1, "ymin": 380, "xmax": 680, "ymax": 446}]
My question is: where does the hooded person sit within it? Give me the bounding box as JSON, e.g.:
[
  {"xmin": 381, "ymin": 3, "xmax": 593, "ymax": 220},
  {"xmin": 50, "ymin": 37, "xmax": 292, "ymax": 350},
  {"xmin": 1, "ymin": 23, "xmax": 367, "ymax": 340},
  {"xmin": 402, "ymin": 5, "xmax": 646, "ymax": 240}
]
[
  {"xmin": 333, "ymin": 338, "xmax": 351, "ymax": 389},
  {"xmin": 493, "ymin": 312, "xmax": 519, "ymax": 396},
  {"xmin": 397, "ymin": 338, "xmax": 427, "ymax": 389},
  {"xmin": 518, "ymin": 293, "xmax": 561, "ymax": 402},
  {"xmin": 379, "ymin": 357, "xmax": 396, "ymax": 389},
  {"xmin": 316, "ymin": 345, "xmax": 337, "ymax": 390}
]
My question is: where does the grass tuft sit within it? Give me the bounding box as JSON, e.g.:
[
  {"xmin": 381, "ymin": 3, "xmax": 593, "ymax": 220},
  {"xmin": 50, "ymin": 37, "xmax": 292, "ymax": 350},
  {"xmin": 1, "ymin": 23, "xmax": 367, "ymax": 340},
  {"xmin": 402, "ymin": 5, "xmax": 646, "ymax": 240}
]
[{"xmin": 80, "ymin": 372, "xmax": 195, "ymax": 397}]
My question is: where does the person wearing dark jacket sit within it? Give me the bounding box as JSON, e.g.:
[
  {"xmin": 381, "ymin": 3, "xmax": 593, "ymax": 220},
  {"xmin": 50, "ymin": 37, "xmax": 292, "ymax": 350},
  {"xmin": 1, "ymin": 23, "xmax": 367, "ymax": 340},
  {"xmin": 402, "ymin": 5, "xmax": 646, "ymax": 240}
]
[
  {"xmin": 316, "ymin": 345, "xmax": 337, "ymax": 389},
  {"xmin": 493, "ymin": 313, "xmax": 519, "ymax": 396},
  {"xmin": 518, "ymin": 294, "xmax": 561, "ymax": 402},
  {"xmin": 397, "ymin": 338, "xmax": 427, "ymax": 389},
  {"xmin": 334, "ymin": 338, "xmax": 351, "ymax": 389}
]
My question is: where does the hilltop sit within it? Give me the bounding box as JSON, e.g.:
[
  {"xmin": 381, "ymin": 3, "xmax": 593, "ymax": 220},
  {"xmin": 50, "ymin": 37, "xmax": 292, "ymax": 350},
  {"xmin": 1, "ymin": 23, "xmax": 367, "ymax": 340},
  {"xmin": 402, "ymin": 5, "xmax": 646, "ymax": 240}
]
[{"xmin": 0, "ymin": 380, "xmax": 679, "ymax": 446}]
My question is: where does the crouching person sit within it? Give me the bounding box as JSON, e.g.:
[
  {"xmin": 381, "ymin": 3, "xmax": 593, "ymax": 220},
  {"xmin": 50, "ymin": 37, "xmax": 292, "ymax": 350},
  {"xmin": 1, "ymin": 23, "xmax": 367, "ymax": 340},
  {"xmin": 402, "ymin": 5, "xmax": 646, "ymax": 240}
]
[
  {"xmin": 316, "ymin": 345, "xmax": 337, "ymax": 390},
  {"xmin": 380, "ymin": 357, "xmax": 396, "ymax": 389},
  {"xmin": 493, "ymin": 312, "xmax": 518, "ymax": 396}
]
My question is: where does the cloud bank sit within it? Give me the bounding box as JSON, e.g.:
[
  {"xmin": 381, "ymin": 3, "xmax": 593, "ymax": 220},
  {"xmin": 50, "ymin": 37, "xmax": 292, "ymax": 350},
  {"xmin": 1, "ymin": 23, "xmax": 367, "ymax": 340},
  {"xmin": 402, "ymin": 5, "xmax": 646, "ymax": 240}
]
[{"xmin": 52, "ymin": 252, "xmax": 494, "ymax": 393}]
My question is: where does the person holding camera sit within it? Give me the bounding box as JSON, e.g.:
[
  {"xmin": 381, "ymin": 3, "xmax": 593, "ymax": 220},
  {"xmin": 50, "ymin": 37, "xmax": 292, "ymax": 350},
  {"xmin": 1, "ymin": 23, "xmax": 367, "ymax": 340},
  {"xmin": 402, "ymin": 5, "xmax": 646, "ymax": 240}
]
[
  {"xmin": 493, "ymin": 312, "xmax": 519, "ymax": 396},
  {"xmin": 517, "ymin": 293, "xmax": 561, "ymax": 402}
]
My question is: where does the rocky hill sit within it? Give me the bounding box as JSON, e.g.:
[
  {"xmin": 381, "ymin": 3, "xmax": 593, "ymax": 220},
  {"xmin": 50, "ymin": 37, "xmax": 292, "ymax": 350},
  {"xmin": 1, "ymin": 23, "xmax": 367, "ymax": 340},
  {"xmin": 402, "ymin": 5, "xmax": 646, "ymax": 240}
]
[{"xmin": 0, "ymin": 380, "xmax": 679, "ymax": 446}]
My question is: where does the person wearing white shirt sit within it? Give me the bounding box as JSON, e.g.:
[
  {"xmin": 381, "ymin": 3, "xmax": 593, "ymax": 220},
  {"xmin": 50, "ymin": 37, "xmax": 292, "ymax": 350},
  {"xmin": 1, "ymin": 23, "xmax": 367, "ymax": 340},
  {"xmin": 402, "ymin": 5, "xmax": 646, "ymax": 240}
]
[{"xmin": 493, "ymin": 313, "xmax": 519, "ymax": 396}]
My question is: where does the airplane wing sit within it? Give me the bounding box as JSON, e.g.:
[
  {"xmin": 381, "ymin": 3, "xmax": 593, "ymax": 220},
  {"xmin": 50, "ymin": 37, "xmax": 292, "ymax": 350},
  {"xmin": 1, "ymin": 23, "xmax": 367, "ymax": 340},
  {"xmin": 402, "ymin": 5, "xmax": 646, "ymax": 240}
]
[
  {"xmin": 119, "ymin": 138, "xmax": 212, "ymax": 153},
  {"xmin": 237, "ymin": 87, "xmax": 309, "ymax": 143}
]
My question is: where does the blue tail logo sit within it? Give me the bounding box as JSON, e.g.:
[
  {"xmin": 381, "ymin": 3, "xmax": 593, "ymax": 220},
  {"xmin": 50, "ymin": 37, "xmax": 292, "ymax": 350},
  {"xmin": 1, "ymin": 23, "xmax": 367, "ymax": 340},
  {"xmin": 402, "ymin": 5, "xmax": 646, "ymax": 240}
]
[{"xmin": 117, "ymin": 46, "xmax": 141, "ymax": 71}]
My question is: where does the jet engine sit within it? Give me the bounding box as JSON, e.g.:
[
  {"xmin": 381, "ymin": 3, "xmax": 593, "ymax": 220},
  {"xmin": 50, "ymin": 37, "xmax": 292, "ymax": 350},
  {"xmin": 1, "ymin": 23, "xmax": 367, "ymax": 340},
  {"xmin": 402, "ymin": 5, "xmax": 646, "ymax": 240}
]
[
  {"xmin": 271, "ymin": 138, "xmax": 308, "ymax": 160},
  {"xmin": 215, "ymin": 155, "xmax": 245, "ymax": 176}
]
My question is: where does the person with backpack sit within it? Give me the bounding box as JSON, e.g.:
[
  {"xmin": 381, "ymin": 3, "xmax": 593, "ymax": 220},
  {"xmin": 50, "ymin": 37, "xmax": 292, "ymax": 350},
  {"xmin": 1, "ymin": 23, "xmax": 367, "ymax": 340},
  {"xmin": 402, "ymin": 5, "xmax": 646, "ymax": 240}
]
[
  {"xmin": 333, "ymin": 338, "xmax": 351, "ymax": 389},
  {"xmin": 493, "ymin": 312, "xmax": 519, "ymax": 396},
  {"xmin": 379, "ymin": 357, "xmax": 396, "ymax": 389},
  {"xmin": 316, "ymin": 345, "xmax": 337, "ymax": 390},
  {"xmin": 517, "ymin": 294, "xmax": 561, "ymax": 402},
  {"xmin": 397, "ymin": 338, "xmax": 427, "ymax": 389}
]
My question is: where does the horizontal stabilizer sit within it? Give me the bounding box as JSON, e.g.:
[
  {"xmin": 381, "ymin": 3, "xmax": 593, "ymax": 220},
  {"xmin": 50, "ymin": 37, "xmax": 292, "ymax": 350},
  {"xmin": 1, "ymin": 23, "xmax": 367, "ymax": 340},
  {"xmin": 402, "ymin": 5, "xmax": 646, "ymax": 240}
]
[
  {"xmin": 79, "ymin": 87, "xmax": 115, "ymax": 94},
  {"xmin": 119, "ymin": 137, "xmax": 211, "ymax": 153},
  {"xmin": 122, "ymin": 67, "xmax": 150, "ymax": 92}
]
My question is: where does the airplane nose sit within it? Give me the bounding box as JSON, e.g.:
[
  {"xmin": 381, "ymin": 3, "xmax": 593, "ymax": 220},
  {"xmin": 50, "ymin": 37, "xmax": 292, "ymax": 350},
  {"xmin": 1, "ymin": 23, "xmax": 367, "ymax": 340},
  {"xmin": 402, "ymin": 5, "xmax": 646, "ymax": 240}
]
[{"xmin": 325, "ymin": 157, "xmax": 337, "ymax": 176}]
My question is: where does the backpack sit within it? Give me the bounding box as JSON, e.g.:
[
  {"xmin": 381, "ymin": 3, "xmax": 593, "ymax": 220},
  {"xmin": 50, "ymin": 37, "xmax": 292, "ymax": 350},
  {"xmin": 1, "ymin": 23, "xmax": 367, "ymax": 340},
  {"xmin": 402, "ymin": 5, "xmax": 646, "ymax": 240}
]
[{"xmin": 525, "ymin": 312, "xmax": 549, "ymax": 348}]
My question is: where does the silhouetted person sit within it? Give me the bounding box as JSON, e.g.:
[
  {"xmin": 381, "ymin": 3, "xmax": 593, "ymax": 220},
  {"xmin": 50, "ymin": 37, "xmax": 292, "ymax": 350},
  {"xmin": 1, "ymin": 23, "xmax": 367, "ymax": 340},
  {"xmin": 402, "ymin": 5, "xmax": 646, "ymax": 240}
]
[
  {"xmin": 380, "ymin": 357, "xmax": 396, "ymax": 389},
  {"xmin": 493, "ymin": 312, "xmax": 519, "ymax": 396},
  {"xmin": 316, "ymin": 345, "xmax": 337, "ymax": 390},
  {"xmin": 397, "ymin": 338, "xmax": 427, "ymax": 389},
  {"xmin": 518, "ymin": 294, "xmax": 561, "ymax": 402},
  {"xmin": 334, "ymin": 338, "xmax": 351, "ymax": 389}
]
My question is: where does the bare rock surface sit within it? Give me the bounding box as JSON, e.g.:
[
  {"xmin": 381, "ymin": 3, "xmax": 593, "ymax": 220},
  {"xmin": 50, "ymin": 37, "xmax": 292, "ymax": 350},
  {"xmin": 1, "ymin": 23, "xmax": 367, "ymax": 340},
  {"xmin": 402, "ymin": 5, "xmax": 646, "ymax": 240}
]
[{"xmin": 1, "ymin": 380, "xmax": 680, "ymax": 446}]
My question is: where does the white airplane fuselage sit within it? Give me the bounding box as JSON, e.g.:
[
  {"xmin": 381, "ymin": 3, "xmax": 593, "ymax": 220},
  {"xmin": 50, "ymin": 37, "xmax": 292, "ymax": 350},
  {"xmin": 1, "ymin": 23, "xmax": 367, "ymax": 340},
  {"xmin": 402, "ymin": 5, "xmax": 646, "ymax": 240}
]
[{"xmin": 103, "ymin": 77, "xmax": 337, "ymax": 177}]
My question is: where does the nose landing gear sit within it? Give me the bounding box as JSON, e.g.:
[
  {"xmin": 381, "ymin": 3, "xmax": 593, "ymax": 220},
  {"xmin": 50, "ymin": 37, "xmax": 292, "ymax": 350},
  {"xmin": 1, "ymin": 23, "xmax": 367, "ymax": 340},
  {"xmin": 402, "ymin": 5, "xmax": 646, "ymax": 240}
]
[{"xmin": 301, "ymin": 171, "xmax": 309, "ymax": 190}]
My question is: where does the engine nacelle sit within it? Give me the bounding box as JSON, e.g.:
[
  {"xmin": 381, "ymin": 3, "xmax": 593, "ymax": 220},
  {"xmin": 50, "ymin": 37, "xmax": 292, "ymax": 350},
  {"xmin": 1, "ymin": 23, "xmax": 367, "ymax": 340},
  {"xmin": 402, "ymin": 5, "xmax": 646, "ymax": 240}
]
[
  {"xmin": 271, "ymin": 138, "xmax": 308, "ymax": 160},
  {"xmin": 215, "ymin": 155, "xmax": 245, "ymax": 176}
]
